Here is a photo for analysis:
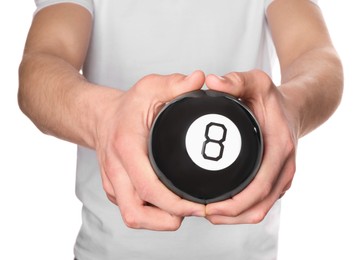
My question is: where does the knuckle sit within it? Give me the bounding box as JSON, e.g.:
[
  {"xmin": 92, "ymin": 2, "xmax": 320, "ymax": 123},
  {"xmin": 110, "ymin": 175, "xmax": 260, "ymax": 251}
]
[
  {"xmin": 251, "ymin": 69, "xmax": 268, "ymax": 79},
  {"xmin": 283, "ymin": 142, "xmax": 297, "ymax": 173},
  {"xmin": 165, "ymin": 73, "xmax": 185, "ymax": 95},
  {"xmin": 282, "ymin": 163, "xmax": 296, "ymax": 191},
  {"xmin": 251, "ymin": 70, "xmax": 273, "ymax": 93},
  {"xmin": 252, "ymin": 70, "xmax": 270, "ymax": 84},
  {"xmin": 287, "ymin": 162, "xmax": 296, "ymax": 178},
  {"xmin": 225, "ymin": 207, "xmax": 241, "ymax": 218},
  {"xmin": 167, "ymin": 220, "xmax": 183, "ymax": 231},
  {"xmin": 171, "ymin": 206, "xmax": 185, "ymax": 217},
  {"xmin": 134, "ymin": 74, "xmax": 160, "ymax": 93},
  {"xmin": 259, "ymin": 188, "xmax": 270, "ymax": 201},
  {"xmin": 106, "ymin": 194, "xmax": 117, "ymax": 205},
  {"xmin": 228, "ymin": 72, "xmax": 245, "ymax": 86},
  {"xmin": 103, "ymin": 163, "xmax": 117, "ymax": 179},
  {"xmin": 101, "ymin": 180, "xmax": 113, "ymax": 195},
  {"xmin": 122, "ymin": 212, "xmax": 141, "ymax": 229},
  {"xmin": 102, "ymin": 156, "xmax": 122, "ymax": 180},
  {"xmin": 248, "ymin": 209, "xmax": 268, "ymax": 224},
  {"xmin": 140, "ymin": 73, "xmax": 160, "ymax": 83},
  {"xmin": 137, "ymin": 183, "xmax": 154, "ymax": 202},
  {"xmin": 285, "ymin": 138, "xmax": 296, "ymax": 155},
  {"xmin": 284, "ymin": 180, "xmax": 293, "ymax": 192},
  {"xmin": 207, "ymin": 217, "xmax": 222, "ymax": 225},
  {"xmin": 167, "ymin": 73, "xmax": 184, "ymax": 84},
  {"xmin": 257, "ymin": 180, "xmax": 273, "ymax": 200}
]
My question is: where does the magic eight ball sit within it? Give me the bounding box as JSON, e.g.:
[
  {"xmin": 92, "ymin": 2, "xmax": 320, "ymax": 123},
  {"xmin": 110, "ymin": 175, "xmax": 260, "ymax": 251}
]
[{"xmin": 148, "ymin": 90, "xmax": 263, "ymax": 204}]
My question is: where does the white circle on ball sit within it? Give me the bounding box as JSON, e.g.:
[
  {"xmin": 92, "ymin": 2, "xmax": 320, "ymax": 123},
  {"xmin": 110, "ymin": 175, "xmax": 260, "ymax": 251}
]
[{"xmin": 185, "ymin": 114, "xmax": 242, "ymax": 171}]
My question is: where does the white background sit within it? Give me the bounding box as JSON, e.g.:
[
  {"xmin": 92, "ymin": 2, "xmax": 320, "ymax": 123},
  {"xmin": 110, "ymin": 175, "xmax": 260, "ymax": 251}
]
[{"xmin": 1, "ymin": 1, "xmax": 362, "ymax": 259}]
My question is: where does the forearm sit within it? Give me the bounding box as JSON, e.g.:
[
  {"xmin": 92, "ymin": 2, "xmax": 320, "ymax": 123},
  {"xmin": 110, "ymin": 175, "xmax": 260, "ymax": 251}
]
[
  {"xmin": 279, "ymin": 46, "xmax": 343, "ymax": 137},
  {"xmin": 266, "ymin": 0, "xmax": 344, "ymax": 138},
  {"xmin": 18, "ymin": 52, "xmax": 122, "ymax": 148}
]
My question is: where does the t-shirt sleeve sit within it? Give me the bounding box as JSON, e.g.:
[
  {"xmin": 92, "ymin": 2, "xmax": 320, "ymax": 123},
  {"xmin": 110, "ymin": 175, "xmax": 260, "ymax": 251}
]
[
  {"xmin": 34, "ymin": 0, "xmax": 94, "ymax": 16},
  {"xmin": 265, "ymin": 0, "xmax": 319, "ymax": 11},
  {"xmin": 265, "ymin": 0, "xmax": 274, "ymax": 11}
]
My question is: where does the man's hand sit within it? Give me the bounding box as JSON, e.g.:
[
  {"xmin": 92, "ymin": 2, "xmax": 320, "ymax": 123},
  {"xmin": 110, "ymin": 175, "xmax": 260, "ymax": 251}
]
[
  {"xmin": 204, "ymin": 70, "xmax": 298, "ymax": 224},
  {"xmin": 95, "ymin": 71, "xmax": 206, "ymax": 230}
]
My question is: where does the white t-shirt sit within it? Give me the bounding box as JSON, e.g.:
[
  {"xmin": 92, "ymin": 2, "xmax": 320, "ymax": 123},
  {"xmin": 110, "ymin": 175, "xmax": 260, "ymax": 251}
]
[{"xmin": 35, "ymin": 1, "xmax": 282, "ymax": 259}]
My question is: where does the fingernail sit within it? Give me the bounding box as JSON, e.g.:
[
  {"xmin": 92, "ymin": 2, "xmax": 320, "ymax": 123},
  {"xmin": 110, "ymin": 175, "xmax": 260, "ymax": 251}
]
[
  {"xmin": 216, "ymin": 75, "xmax": 225, "ymax": 80},
  {"xmin": 208, "ymin": 74, "xmax": 225, "ymax": 81},
  {"xmin": 185, "ymin": 71, "xmax": 196, "ymax": 80},
  {"xmin": 186, "ymin": 70, "xmax": 205, "ymax": 81}
]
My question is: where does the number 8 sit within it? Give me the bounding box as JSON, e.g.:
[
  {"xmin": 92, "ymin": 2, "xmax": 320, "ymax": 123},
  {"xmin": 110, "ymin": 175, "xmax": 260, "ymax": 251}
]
[{"xmin": 201, "ymin": 122, "xmax": 227, "ymax": 161}]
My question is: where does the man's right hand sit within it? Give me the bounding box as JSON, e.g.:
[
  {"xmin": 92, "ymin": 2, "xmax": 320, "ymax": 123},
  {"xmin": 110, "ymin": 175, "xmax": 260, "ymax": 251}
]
[
  {"xmin": 19, "ymin": 3, "xmax": 206, "ymax": 231},
  {"xmin": 95, "ymin": 71, "xmax": 206, "ymax": 230}
]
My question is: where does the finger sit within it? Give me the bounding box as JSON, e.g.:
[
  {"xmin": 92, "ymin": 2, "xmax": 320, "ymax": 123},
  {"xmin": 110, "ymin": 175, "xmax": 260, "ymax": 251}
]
[
  {"xmin": 206, "ymin": 149, "xmax": 296, "ymax": 223},
  {"xmin": 108, "ymin": 161, "xmax": 185, "ymax": 231},
  {"xmin": 143, "ymin": 70, "xmax": 205, "ymax": 102},
  {"xmin": 117, "ymin": 139, "xmax": 206, "ymax": 217},
  {"xmin": 206, "ymin": 190, "xmax": 279, "ymax": 225},
  {"xmin": 164, "ymin": 70, "xmax": 206, "ymax": 100},
  {"xmin": 101, "ymin": 172, "xmax": 117, "ymax": 205},
  {"xmin": 205, "ymin": 144, "xmax": 286, "ymax": 217},
  {"xmin": 98, "ymin": 152, "xmax": 118, "ymax": 204},
  {"xmin": 101, "ymin": 148, "xmax": 185, "ymax": 229},
  {"xmin": 205, "ymin": 70, "xmax": 272, "ymax": 99},
  {"xmin": 206, "ymin": 157, "xmax": 295, "ymax": 224},
  {"xmin": 279, "ymin": 179, "xmax": 293, "ymax": 199}
]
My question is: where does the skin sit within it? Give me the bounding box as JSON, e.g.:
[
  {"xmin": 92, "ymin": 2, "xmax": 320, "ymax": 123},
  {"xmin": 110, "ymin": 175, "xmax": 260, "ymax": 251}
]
[{"xmin": 18, "ymin": 0, "xmax": 343, "ymax": 230}]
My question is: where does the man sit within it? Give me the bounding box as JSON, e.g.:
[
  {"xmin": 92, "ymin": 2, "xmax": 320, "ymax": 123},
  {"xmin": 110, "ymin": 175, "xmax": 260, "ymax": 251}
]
[{"xmin": 18, "ymin": 0, "xmax": 343, "ymax": 259}]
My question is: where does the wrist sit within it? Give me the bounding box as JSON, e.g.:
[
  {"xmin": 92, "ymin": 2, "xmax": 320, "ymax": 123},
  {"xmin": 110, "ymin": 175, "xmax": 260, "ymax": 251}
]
[
  {"xmin": 278, "ymin": 84, "xmax": 305, "ymax": 139},
  {"xmin": 75, "ymin": 81, "xmax": 124, "ymax": 149}
]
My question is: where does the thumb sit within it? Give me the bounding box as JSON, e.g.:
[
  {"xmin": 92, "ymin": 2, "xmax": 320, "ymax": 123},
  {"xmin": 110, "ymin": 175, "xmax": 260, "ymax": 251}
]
[
  {"xmin": 205, "ymin": 70, "xmax": 272, "ymax": 100},
  {"xmin": 159, "ymin": 70, "xmax": 205, "ymax": 102}
]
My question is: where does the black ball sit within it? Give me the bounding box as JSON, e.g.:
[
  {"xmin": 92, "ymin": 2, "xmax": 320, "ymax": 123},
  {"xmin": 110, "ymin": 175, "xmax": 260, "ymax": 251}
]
[{"xmin": 148, "ymin": 90, "xmax": 263, "ymax": 204}]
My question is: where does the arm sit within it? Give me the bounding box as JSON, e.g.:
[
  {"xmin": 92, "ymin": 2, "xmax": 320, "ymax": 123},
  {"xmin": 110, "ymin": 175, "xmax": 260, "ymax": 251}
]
[
  {"xmin": 18, "ymin": 3, "xmax": 205, "ymax": 230},
  {"xmin": 269, "ymin": 0, "xmax": 343, "ymax": 137},
  {"xmin": 204, "ymin": 0, "xmax": 343, "ymax": 224},
  {"xmin": 18, "ymin": 3, "xmax": 97, "ymax": 147}
]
